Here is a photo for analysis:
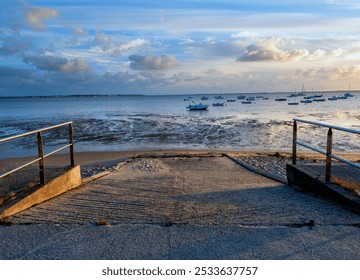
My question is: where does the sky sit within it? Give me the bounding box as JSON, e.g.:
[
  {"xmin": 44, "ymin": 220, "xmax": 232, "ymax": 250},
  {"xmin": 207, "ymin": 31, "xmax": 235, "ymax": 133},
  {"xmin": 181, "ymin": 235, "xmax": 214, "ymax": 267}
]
[{"xmin": 1, "ymin": 0, "xmax": 360, "ymax": 96}]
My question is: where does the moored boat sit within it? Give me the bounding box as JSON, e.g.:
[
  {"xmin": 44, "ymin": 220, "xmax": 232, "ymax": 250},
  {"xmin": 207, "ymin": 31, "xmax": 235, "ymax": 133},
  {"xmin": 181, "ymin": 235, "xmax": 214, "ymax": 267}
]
[
  {"xmin": 186, "ymin": 103, "xmax": 209, "ymax": 110},
  {"xmin": 213, "ymin": 102, "xmax": 225, "ymax": 106},
  {"xmin": 314, "ymin": 94, "xmax": 323, "ymax": 98},
  {"xmin": 300, "ymin": 99, "xmax": 312, "ymax": 104},
  {"xmin": 303, "ymin": 95, "xmax": 315, "ymax": 99},
  {"xmin": 337, "ymin": 95, "xmax": 348, "ymax": 99}
]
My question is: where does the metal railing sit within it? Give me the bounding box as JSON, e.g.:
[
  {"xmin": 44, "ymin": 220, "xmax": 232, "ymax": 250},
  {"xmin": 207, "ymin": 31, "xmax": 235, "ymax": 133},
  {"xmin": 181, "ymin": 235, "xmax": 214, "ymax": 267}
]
[
  {"xmin": 0, "ymin": 122, "xmax": 75, "ymax": 184},
  {"xmin": 292, "ymin": 118, "xmax": 360, "ymax": 182}
]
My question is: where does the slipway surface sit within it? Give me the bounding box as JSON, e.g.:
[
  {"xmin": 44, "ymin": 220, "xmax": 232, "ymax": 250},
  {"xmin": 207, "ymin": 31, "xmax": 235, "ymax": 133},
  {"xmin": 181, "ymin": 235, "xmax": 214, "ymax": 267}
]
[{"xmin": 1, "ymin": 154, "xmax": 360, "ymax": 259}]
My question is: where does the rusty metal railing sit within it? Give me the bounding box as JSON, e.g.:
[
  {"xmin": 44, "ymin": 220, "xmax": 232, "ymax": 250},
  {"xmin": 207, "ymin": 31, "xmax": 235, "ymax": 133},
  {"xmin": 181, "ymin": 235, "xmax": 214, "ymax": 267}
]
[
  {"xmin": 292, "ymin": 118, "xmax": 360, "ymax": 182},
  {"xmin": 0, "ymin": 122, "xmax": 75, "ymax": 184}
]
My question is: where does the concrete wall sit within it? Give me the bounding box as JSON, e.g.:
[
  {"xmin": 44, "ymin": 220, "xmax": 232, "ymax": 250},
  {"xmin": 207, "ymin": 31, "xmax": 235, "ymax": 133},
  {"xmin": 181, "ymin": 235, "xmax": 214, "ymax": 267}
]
[
  {"xmin": 0, "ymin": 165, "xmax": 82, "ymax": 219},
  {"xmin": 287, "ymin": 163, "xmax": 360, "ymax": 215}
]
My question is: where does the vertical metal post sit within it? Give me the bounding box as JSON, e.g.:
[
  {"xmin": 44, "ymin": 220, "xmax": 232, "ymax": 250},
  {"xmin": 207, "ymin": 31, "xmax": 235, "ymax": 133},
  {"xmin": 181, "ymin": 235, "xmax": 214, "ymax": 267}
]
[
  {"xmin": 292, "ymin": 120, "xmax": 297, "ymax": 165},
  {"xmin": 325, "ymin": 128, "xmax": 333, "ymax": 182},
  {"xmin": 37, "ymin": 132, "xmax": 45, "ymax": 184},
  {"xmin": 69, "ymin": 123, "xmax": 75, "ymax": 167}
]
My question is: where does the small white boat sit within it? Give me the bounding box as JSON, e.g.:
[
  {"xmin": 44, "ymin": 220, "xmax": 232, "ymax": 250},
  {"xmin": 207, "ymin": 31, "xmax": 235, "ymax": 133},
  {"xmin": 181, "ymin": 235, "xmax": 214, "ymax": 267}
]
[{"xmin": 186, "ymin": 103, "xmax": 209, "ymax": 110}]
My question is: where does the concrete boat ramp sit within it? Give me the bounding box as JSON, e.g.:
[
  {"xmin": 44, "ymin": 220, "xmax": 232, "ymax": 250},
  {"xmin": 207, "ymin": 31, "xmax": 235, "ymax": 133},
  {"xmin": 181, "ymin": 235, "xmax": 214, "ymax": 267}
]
[{"xmin": 1, "ymin": 153, "xmax": 360, "ymax": 259}]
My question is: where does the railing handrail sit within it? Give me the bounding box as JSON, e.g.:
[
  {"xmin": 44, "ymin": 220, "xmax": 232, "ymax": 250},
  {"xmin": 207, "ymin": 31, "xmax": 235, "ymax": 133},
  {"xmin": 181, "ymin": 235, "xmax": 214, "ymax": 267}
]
[
  {"xmin": 292, "ymin": 118, "xmax": 360, "ymax": 182},
  {"xmin": 0, "ymin": 121, "xmax": 73, "ymax": 143},
  {"xmin": 0, "ymin": 122, "xmax": 75, "ymax": 184},
  {"xmin": 293, "ymin": 118, "xmax": 360, "ymax": 135}
]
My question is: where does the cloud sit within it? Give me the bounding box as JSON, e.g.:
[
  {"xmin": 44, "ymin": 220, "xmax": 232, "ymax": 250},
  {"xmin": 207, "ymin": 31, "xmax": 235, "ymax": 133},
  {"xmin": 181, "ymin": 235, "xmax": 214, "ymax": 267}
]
[
  {"xmin": 90, "ymin": 30, "xmax": 150, "ymax": 57},
  {"xmin": 74, "ymin": 27, "xmax": 87, "ymax": 36},
  {"xmin": 237, "ymin": 38, "xmax": 346, "ymax": 63},
  {"xmin": 129, "ymin": 54, "xmax": 179, "ymax": 71},
  {"xmin": 67, "ymin": 27, "xmax": 88, "ymax": 45},
  {"xmin": 329, "ymin": 65, "xmax": 360, "ymax": 80},
  {"xmin": 23, "ymin": 1, "xmax": 59, "ymax": 30},
  {"xmin": 238, "ymin": 38, "xmax": 309, "ymax": 62},
  {"xmin": 0, "ymin": 66, "xmax": 35, "ymax": 79},
  {"xmin": 90, "ymin": 29, "xmax": 113, "ymax": 51},
  {"xmin": 170, "ymin": 71, "xmax": 199, "ymax": 83},
  {"xmin": 306, "ymin": 48, "xmax": 344, "ymax": 60},
  {"xmin": 90, "ymin": 30, "xmax": 151, "ymax": 57},
  {"xmin": 294, "ymin": 65, "xmax": 360, "ymax": 81},
  {"xmin": 0, "ymin": 33, "xmax": 32, "ymax": 56},
  {"xmin": 231, "ymin": 31, "xmax": 260, "ymax": 38},
  {"xmin": 111, "ymin": 39, "xmax": 150, "ymax": 57},
  {"xmin": 23, "ymin": 54, "xmax": 90, "ymax": 72}
]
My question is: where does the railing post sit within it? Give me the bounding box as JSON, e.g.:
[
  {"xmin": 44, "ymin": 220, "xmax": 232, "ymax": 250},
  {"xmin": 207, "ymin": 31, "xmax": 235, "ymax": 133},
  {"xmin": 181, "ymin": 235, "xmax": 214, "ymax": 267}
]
[
  {"xmin": 37, "ymin": 132, "xmax": 45, "ymax": 184},
  {"xmin": 292, "ymin": 120, "xmax": 297, "ymax": 164},
  {"xmin": 69, "ymin": 123, "xmax": 75, "ymax": 167},
  {"xmin": 325, "ymin": 128, "xmax": 333, "ymax": 182}
]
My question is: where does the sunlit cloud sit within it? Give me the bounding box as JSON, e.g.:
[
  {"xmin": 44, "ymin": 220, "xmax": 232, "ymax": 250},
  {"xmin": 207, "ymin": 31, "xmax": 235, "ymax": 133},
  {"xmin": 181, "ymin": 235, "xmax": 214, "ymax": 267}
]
[
  {"xmin": 22, "ymin": 0, "xmax": 59, "ymax": 30},
  {"xmin": 238, "ymin": 38, "xmax": 309, "ymax": 62},
  {"xmin": 237, "ymin": 38, "xmax": 346, "ymax": 63}
]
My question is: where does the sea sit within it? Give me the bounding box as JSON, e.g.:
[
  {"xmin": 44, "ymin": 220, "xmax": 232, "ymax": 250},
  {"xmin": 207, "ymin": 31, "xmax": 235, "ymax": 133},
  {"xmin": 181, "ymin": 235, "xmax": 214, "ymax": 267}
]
[{"xmin": 1, "ymin": 91, "xmax": 360, "ymax": 158}]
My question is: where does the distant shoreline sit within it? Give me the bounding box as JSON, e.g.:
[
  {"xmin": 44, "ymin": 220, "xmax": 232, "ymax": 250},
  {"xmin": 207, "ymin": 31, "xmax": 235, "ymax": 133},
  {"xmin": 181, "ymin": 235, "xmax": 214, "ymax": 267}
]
[{"xmin": 0, "ymin": 90, "xmax": 358, "ymax": 99}]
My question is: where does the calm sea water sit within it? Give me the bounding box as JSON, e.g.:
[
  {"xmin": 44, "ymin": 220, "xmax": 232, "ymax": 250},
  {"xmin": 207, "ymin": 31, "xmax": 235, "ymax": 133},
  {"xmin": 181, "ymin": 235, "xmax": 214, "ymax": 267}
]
[{"xmin": 1, "ymin": 92, "xmax": 360, "ymax": 157}]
